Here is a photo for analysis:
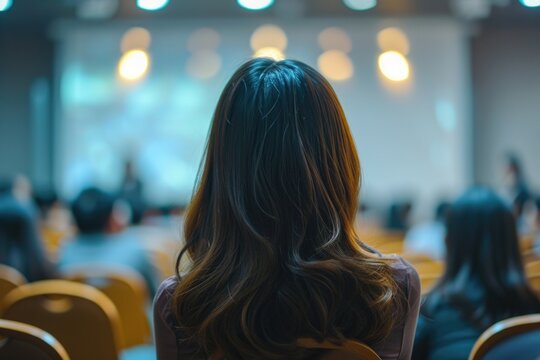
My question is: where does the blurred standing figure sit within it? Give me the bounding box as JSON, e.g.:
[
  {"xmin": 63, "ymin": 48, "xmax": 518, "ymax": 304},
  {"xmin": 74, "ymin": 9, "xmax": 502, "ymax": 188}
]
[
  {"xmin": 413, "ymin": 187, "xmax": 540, "ymax": 360},
  {"xmin": 504, "ymin": 153, "xmax": 532, "ymax": 218},
  {"xmin": 403, "ymin": 202, "xmax": 450, "ymax": 260},
  {"xmin": 0, "ymin": 191, "xmax": 56, "ymax": 282},
  {"xmin": 58, "ymin": 187, "xmax": 158, "ymax": 296},
  {"xmin": 119, "ymin": 160, "xmax": 146, "ymax": 225}
]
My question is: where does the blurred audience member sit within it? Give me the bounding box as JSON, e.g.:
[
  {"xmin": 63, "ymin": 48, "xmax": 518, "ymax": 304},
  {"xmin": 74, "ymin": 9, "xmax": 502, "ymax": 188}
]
[
  {"xmin": 385, "ymin": 200, "xmax": 413, "ymax": 231},
  {"xmin": 58, "ymin": 187, "xmax": 158, "ymax": 296},
  {"xmin": 412, "ymin": 187, "xmax": 540, "ymax": 360},
  {"xmin": 403, "ymin": 202, "xmax": 450, "ymax": 260},
  {"xmin": 0, "ymin": 192, "xmax": 57, "ymax": 281}
]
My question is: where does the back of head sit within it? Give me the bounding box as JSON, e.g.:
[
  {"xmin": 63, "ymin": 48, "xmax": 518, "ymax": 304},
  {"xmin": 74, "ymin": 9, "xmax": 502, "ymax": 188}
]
[
  {"xmin": 428, "ymin": 186, "xmax": 539, "ymax": 328},
  {"xmin": 0, "ymin": 195, "xmax": 53, "ymax": 281},
  {"xmin": 71, "ymin": 188, "xmax": 114, "ymax": 235},
  {"xmin": 174, "ymin": 58, "xmax": 401, "ymax": 359}
]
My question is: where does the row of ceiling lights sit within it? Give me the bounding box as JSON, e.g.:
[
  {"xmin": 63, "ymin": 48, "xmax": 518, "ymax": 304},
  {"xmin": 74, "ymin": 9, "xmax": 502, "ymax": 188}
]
[{"xmin": 1, "ymin": 0, "xmax": 540, "ymax": 13}]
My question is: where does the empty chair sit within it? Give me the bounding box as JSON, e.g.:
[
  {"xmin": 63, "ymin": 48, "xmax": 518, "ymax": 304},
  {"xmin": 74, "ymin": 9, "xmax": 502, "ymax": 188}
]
[
  {"xmin": 63, "ymin": 266, "xmax": 151, "ymax": 349},
  {"xmin": 0, "ymin": 263, "xmax": 27, "ymax": 302},
  {"xmin": 0, "ymin": 280, "xmax": 122, "ymax": 360},
  {"xmin": 0, "ymin": 319, "xmax": 70, "ymax": 360},
  {"xmin": 468, "ymin": 314, "xmax": 540, "ymax": 360}
]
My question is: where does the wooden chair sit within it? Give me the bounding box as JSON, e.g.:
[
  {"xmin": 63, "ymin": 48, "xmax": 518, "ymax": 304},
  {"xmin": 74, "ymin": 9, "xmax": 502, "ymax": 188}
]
[
  {"xmin": 0, "ymin": 280, "xmax": 122, "ymax": 360},
  {"xmin": 468, "ymin": 314, "xmax": 540, "ymax": 360},
  {"xmin": 525, "ymin": 260, "xmax": 540, "ymax": 274},
  {"xmin": 0, "ymin": 264, "xmax": 27, "ymax": 302},
  {"xmin": 63, "ymin": 266, "xmax": 151, "ymax": 349},
  {"xmin": 411, "ymin": 261, "xmax": 444, "ymax": 295},
  {"xmin": 297, "ymin": 338, "xmax": 382, "ymax": 360},
  {"xmin": 0, "ymin": 319, "xmax": 70, "ymax": 360},
  {"xmin": 526, "ymin": 271, "xmax": 540, "ymax": 294}
]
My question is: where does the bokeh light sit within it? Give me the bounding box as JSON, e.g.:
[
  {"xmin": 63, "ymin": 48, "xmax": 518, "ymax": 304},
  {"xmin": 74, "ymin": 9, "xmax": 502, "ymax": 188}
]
[
  {"xmin": 186, "ymin": 51, "xmax": 222, "ymax": 79},
  {"xmin": 250, "ymin": 25, "xmax": 288, "ymax": 51},
  {"xmin": 0, "ymin": 0, "xmax": 12, "ymax": 12},
  {"xmin": 317, "ymin": 50, "xmax": 354, "ymax": 81},
  {"xmin": 378, "ymin": 51, "xmax": 410, "ymax": 82},
  {"xmin": 121, "ymin": 27, "xmax": 151, "ymax": 53},
  {"xmin": 187, "ymin": 28, "xmax": 220, "ymax": 52},
  {"xmin": 343, "ymin": 0, "xmax": 377, "ymax": 11},
  {"xmin": 136, "ymin": 0, "xmax": 169, "ymax": 11},
  {"xmin": 377, "ymin": 27, "xmax": 410, "ymax": 55},
  {"xmin": 318, "ymin": 27, "xmax": 353, "ymax": 53},
  {"xmin": 237, "ymin": 0, "xmax": 274, "ymax": 10},
  {"xmin": 118, "ymin": 50, "xmax": 150, "ymax": 81},
  {"xmin": 520, "ymin": 0, "xmax": 540, "ymax": 7},
  {"xmin": 253, "ymin": 47, "xmax": 285, "ymax": 61}
]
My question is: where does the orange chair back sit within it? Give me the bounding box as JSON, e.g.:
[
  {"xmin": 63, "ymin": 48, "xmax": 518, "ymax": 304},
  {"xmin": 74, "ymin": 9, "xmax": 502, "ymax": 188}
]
[
  {"xmin": 297, "ymin": 338, "xmax": 382, "ymax": 360},
  {"xmin": 468, "ymin": 314, "xmax": 540, "ymax": 360},
  {"xmin": 0, "ymin": 319, "xmax": 70, "ymax": 360},
  {"xmin": 0, "ymin": 280, "xmax": 122, "ymax": 360},
  {"xmin": 0, "ymin": 264, "xmax": 27, "ymax": 302},
  {"xmin": 64, "ymin": 266, "xmax": 151, "ymax": 348}
]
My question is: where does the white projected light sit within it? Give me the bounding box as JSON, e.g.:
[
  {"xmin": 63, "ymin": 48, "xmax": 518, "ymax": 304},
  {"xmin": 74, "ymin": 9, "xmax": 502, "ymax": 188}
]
[
  {"xmin": 378, "ymin": 51, "xmax": 410, "ymax": 82},
  {"xmin": 0, "ymin": 0, "xmax": 13, "ymax": 12},
  {"xmin": 238, "ymin": 0, "xmax": 274, "ymax": 10},
  {"xmin": 137, "ymin": 0, "xmax": 169, "ymax": 11},
  {"xmin": 520, "ymin": 0, "xmax": 540, "ymax": 7},
  {"xmin": 343, "ymin": 0, "xmax": 377, "ymax": 11},
  {"xmin": 118, "ymin": 50, "xmax": 150, "ymax": 81}
]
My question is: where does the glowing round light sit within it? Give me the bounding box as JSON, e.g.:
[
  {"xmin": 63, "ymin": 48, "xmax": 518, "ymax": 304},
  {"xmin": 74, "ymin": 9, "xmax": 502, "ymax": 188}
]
[
  {"xmin": 186, "ymin": 51, "xmax": 222, "ymax": 79},
  {"xmin": 317, "ymin": 51, "xmax": 354, "ymax": 81},
  {"xmin": 0, "ymin": 0, "xmax": 13, "ymax": 12},
  {"xmin": 378, "ymin": 51, "xmax": 410, "ymax": 82},
  {"xmin": 137, "ymin": 0, "xmax": 169, "ymax": 11},
  {"xmin": 187, "ymin": 28, "xmax": 220, "ymax": 52},
  {"xmin": 237, "ymin": 0, "xmax": 274, "ymax": 10},
  {"xmin": 343, "ymin": 0, "xmax": 377, "ymax": 11},
  {"xmin": 377, "ymin": 27, "xmax": 410, "ymax": 55},
  {"xmin": 250, "ymin": 24, "xmax": 287, "ymax": 51},
  {"xmin": 520, "ymin": 0, "xmax": 540, "ymax": 7},
  {"xmin": 118, "ymin": 50, "xmax": 150, "ymax": 81},
  {"xmin": 253, "ymin": 47, "xmax": 285, "ymax": 61},
  {"xmin": 318, "ymin": 27, "xmax": 352, "ymax": 53},
  {"xmin": 121, "ymin": 27, "xmax": 151, "ymax": 53}
]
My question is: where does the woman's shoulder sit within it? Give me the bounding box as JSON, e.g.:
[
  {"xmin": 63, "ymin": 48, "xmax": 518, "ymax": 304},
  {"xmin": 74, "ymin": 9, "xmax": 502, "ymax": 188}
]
[
  {"xmin": 387, "ymin": 255, "xmax": 421, "ymax": 295},
  {"xmin": 154, "ymin": 276, "xmax": 179, "ymax": 319}
]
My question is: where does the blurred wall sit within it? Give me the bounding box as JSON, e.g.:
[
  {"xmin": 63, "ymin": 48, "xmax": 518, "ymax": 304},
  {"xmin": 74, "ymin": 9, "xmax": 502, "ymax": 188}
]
[
  {"xmin": 473, "ymin": 25, "xmax": 540, "ymax": 194},
  {"xmin": 0, "ymin": 28, "xmax": 54, "ymax": 186}
]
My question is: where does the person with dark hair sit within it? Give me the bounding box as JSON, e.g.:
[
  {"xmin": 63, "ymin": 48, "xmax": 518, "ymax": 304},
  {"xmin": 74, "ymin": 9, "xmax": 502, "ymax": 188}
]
[
  {"xmin": 0, "ymin": 193, "xmax": 56, "ymax": 282},
  {"xmin": 403, "ymin": 201, "xmax": 450, "ymax": 260},
  {"xmin": 412, "ymin": 187, "xmax": 540, "ymax": 360},
  {"xmin": 153, "ymin": 58, "xmax": 420, "ymax": 359},
  {"xmin": 58, "ymin": 187, "xmax": 158, "ymax": 296}
]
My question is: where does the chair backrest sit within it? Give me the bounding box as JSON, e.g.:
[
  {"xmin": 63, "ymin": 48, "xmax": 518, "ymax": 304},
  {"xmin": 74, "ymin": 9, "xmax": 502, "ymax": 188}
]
[
  {"xmin": 468, "ymin": 314, "xmax": 540, "ymax": 360},
  {"xmin": 297, "ymin": 338, "xmax": 382, "ymax": 360},
  {"xmin": 63, "ymin": 266, "xmax": 151, "ymax": 348},
  {"xmin": 0, "ymin": 319, "xmax": 70, "ymax": 360},
  {"xmin": 525, "ymin": 260, "xmax": 540, "ymax": 274},
  {"xmin": 526, "ymin": 271, "xmax": 540, "ymax": 294},
  {"xmin": 0, "ymin": 264, "xmax": 27, "ymax": 302},
  {"xmin": 0, "ymin": 280, "xmax": 122, "ymax": 360}
]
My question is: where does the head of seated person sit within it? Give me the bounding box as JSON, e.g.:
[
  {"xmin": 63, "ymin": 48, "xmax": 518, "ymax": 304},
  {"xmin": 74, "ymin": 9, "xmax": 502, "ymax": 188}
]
[
  {"xmin": 154, "ymin": 58, "xmax": 420, "ymax": 360},
  {"xmin": 414, "ymin": 187, "xmax": 540, "ymax": 359},
  {"xmin": 0, "ymin": 192, "xmax": 56, "ymax": 281},
  {"xmin": 71, "ymin": 187, "xmax": 117, "ymax": 235}
]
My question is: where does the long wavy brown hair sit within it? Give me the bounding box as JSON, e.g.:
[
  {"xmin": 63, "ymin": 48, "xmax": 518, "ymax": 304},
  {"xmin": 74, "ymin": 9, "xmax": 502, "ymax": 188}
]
[{"xmin": 173, "ymin": 58, "xmax": 402, "ymax": 359}]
